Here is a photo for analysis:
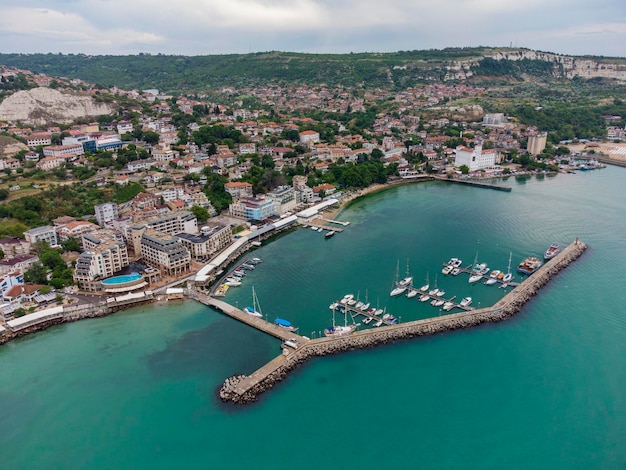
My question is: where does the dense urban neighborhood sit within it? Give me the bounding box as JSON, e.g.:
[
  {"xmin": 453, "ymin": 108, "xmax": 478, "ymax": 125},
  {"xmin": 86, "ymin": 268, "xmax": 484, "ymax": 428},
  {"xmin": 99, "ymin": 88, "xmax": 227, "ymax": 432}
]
[{"xmin": 0, "ymin": 55, "xmax": 625, "ymax": 328}]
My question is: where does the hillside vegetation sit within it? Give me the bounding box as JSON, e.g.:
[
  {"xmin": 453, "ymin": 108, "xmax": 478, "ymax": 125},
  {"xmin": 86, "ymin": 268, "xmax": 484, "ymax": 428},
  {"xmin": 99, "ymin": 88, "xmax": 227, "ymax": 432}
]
[{"xmin": 0, "ymin": 48, "xmax": 603, "ymax": 92}]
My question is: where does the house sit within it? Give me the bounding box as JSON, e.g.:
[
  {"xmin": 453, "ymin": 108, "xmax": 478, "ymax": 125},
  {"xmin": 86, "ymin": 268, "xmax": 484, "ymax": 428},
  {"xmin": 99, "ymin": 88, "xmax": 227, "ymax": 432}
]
[
  {"xmin": 3, "ymin": 284, "xmax": 45, "ymax": 303},
  {"xmin": 0, "ymin": 255, "xmax": 39, "ymax": 276},
  {"xmin": 225, "ymin": 181, "xmax": 253, "ymax": 200},
  {"xmin": 0, "ymin": 237, "xmax": 31, "ymax": 258},
  {"xmin": 299, "ymin": 130, "xmax": 320, "ymax": 145}
]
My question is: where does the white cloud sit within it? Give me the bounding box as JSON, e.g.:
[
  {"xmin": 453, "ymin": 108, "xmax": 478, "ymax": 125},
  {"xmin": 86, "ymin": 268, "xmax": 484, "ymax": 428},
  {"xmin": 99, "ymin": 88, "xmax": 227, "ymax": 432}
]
[
  {"xmin": 0, "ymin": 1, "xmax": 623, "ymax": 56},
  {"xmin": 0, "ymin": 7, "xmax": 162, "ymax": 53}
]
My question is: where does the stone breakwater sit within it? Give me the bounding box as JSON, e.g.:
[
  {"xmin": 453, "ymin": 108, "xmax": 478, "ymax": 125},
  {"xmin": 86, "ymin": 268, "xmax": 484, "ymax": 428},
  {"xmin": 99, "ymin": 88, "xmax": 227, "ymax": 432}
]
[{"xmin": 219, "ymin": 240, "xmax": 587, "ymax": 404}]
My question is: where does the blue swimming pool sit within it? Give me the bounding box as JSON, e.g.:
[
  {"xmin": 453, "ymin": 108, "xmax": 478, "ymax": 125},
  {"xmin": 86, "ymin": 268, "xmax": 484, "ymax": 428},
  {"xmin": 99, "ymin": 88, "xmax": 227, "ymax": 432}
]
[{"xmin": 101, "ymin": 272, "xmax": 143, "ymax": 285}]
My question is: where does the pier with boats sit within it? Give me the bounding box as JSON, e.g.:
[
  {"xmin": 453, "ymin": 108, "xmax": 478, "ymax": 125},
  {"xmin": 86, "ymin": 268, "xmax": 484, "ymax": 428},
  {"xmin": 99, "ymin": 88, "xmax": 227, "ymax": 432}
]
[{"xmin": 202, "ymin": 240, "xmax": 588, "ymax": 404}]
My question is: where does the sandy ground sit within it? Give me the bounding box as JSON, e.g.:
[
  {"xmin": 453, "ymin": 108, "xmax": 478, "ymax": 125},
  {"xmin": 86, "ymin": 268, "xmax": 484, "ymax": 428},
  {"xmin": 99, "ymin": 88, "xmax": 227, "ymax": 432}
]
[{"xmin": 567, "ymin": 142, "xmax": 626, "ymax": 161}]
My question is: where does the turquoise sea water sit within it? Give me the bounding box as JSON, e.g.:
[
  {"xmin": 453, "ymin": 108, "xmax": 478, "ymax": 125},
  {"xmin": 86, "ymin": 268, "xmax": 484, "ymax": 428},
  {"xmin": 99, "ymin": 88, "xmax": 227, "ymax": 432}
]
[{"xmin": 1, "ymin": 168, "xmax": 625, "ymax": 469}]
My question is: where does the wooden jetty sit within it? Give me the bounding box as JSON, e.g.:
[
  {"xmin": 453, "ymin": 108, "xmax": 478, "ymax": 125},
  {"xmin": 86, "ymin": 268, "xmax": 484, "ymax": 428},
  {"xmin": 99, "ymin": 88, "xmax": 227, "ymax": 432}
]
[{"xmin": 216, "ymin": 239, "xmax": 587, "ymax": 404}]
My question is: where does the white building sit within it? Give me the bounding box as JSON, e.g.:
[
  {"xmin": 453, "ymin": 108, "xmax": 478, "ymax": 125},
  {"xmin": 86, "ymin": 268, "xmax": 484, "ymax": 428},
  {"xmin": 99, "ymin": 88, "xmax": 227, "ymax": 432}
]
[
  {"xmin": 454, "ymin": 145, "xmax": 497, "ymax": 171},
  {"xmin": 95, "ymin": 202, "xmax": 119, "ymax": 227},
  {"xmin": 24, "ymin": 226, "xmax": 58, "ymax": 247}
]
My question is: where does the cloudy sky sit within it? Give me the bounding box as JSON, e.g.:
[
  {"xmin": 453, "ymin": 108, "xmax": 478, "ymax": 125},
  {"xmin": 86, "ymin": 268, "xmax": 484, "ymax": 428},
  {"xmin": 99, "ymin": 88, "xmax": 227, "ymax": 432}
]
[{"xmin": 0, "ymin": 0, "xmax": 624, "ymax": 57}]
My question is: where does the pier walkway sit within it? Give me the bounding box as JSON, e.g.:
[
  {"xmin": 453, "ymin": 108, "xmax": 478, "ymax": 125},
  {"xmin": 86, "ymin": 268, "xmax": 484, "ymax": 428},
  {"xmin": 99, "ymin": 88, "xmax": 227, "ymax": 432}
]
[
  {"xmin": 434, "ymin": 175, "xmax": 512, "ymax": 192},
  {"xmin": 191, "ymin": 292, "xmax": 309, "ymax": 343}
]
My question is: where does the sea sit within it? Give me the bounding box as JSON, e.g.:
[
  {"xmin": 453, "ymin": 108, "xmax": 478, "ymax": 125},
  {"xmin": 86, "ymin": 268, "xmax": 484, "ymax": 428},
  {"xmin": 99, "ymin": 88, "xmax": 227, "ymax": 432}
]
[{"xmin": 1, "ymin": 167, "xmax": 625, "ymax": 469}]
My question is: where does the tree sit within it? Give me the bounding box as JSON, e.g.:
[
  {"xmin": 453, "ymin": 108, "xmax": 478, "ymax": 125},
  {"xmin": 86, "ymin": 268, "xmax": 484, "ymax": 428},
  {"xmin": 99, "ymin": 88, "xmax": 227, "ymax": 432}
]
[
  {"xmin": 142, "ymin": 131, "xmax": 160, "ymax": 145},
  {"xmin": 60, "ymin": 237, "xmax": 81, "ymax": 253},
  {"xmin": 459, "ymin": 165, "xmax": 470, "ymax": 174},
  {"xmin": 0, "ymin": 188, "xmax": 8, "ymax": 200},
  {"xmin": 371, "ymin": 148, "xmax": 384, "ymax": 160},
  {"xmin": 24, "ymin": 262, "xmax": 47, "ymax": 284},
  {"xmin": 190, "ymin": 205, "xmax": 209, "ymax": 223}
]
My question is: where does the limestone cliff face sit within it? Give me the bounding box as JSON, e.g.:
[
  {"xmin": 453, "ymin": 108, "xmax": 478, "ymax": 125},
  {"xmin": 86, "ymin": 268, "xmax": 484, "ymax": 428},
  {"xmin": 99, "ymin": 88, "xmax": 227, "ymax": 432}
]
[
  {"xmin": 444, "ymin": 49, "xmax": 626, "ymax": 81},
  {"xmin": 0, "ymin": 136, "xmax": 28, "ymax": 159},
  {"xmin": 0, "ymin": 87, "xmax": 116, "ymax": 126}
]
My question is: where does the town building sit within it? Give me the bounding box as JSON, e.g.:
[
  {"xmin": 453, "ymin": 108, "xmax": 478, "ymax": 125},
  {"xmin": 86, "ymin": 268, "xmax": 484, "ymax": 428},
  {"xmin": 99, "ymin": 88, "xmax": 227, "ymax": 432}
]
[
  {"xmin": 95, "ymin": 202, "xmax": 119, "ymax": 227},
  {"xmin": 527, "ymin": 132, "xmax": 548, "ymax": 156},
  {"xmin": 0, "ymin": 255, "xmax": 38, "ymax": 276},
  {"xmin": 228, "ymin": 196, "xmax": 277, "ymax": 221},
  {"xmin": 24, "ymin": 226, "xmax": 58, "ymax": 247},
  {"xmin": 56, "ymin": 221, "xmax": 100, "ymax": 241},
  {"xmin": 266, "ymin": 185, "xmax": 297, "ymax": 215},
  {"xmin": 225, "ymin": 181, "xmax": 253, "ymax": 200},
  {"xmin": 42, "ymin": 144, "xmax": 84, "ymax": 158},
  {"xmin": 0, "ymin": 237, "xmax": 31, "ymax": 258},
  {"xmin": 139, "ymin": 230, "xmax": 191, "ymax": 277},
  {"xmin": 454, "ymin": 145, "xmax": 497, "ymax": 171},
  {"xmin": 175, "ymin": 225, "xmax": 232, "ymax": 261},
  {"xmin": 73, "ymin": 230, "xmax": 130, "ymax": 291}
]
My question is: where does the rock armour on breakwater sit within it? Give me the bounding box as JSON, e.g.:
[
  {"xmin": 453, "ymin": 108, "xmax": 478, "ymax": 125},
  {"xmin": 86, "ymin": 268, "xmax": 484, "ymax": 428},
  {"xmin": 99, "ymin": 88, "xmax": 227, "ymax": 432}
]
[{"xmin": 219, "ymin": 241, "xmax": 587, "ymax": 404}]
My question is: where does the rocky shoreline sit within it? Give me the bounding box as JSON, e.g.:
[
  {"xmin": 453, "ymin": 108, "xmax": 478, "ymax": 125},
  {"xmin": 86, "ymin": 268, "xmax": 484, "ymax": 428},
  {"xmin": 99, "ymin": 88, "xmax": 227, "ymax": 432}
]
[{"xmin": 219, "ymin": 240, "xmax": 587, "ymax": 404}]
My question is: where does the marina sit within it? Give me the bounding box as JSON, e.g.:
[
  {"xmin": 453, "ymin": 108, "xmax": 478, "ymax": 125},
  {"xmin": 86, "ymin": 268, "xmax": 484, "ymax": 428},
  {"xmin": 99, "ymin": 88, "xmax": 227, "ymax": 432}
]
[{"xmin": 211, "ymin": 239, "xmax": 587, "ymax": 403}]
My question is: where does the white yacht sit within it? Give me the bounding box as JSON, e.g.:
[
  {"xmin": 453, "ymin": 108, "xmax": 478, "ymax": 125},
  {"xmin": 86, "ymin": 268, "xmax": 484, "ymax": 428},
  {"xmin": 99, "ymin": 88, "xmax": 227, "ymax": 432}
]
[{"xmin": 460, "ymin": 297, "xmax": 472, "ymax": 308}]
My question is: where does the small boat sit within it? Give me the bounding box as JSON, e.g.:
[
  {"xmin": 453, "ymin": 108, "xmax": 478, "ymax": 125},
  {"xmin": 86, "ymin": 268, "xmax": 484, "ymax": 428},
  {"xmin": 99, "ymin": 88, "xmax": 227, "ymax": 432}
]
[
  {"xmin": 241, "ymin": 263, "xmax": 255, "ymax": 270},
  {"xmin": 485, "ymin": 270, "xmax": 500, "ymax": 285},
  {"xmin": 244, "ymin": 287, "xmax": 263, "ymax": 318},
  {"xmin": 451, "ymin": 258, "xmax": 462, "ymax": 268},
  {"xmin": 434, "ymin": 299, "xmax": 445, "ymax": 307},
  {"xmin": 544, "ymin": 243, "xmax": 560, "ymax": 260},
  {"xmin": 360, "ymin": 302, "xmax": 370, "ymax": 311},
  {"xmin": 355, "ymin": 301, "xmax": 364, "ymax": 309},
  {"xmin": 443, "ymin": 301, "xmax": 454, "ymax": 311},
  {"xmin": 398, "ymin": 259, "xmax": 413, "ymax": 286},
  {"xmin": 374, "ymin": 320, "xmax": 383, "ymax": 327},
  {"xmin": 363, "ymin": 317, "xmax": 373, "ymax": 325},
  {"xmin": 250, "ymin": 257, "xmax": 262, "ymax": 264},
  {"xmin": 420, "ymin": 272, "xmax": 430, "ymax": 292},
  {"xmin": 419, "ymin": 294, "xmax": 430, "ymax": 302},
  {"xmin": 406, "ymin": 289, "xmax": 418, "ymax": 298},
  {"xmin": 460, "ymin": 297, "xmax": 472, "ymax": 308},
  {"xmin": 442, "ymin": 265, "xmax": 453, "ymax": 275},
  {"xmin": 517, "ymin": 256, "xmax": 542, "ymax": 275},
  {"xmin": 382, "ymin": 313, "xmax": 390, "ymax": 320},
  {"xmin": 324, "ymin": 308, "xmax": 357, "ymax": 337},
  {"xmin": 468, "ymin": 273, "xmax": 482, "ymax": 283},
  {"xmin": 390, "ymin": 286, "xmax": 407, "ymax": 296},
  {"xmin": 436, "ymin": 289, "xmax": 445, "ymax": 297},
  {"xmin": 325, "ymin": 230, "xmax": 335, "ymax": 238},
  {"xmin": 502, "ymin": 252, "xmax": 514, "ymax": 283},
  {"xmin": 451, "ymin": 268, "xmax": 461, "ymax": 276},
  {"xmin": 318, "ymin": 227, "xmax": 324, "ymax": 232},
  {"xmin": 386, "ymin": 315, "xmax": 398, "ymax": 324},
  {"xmin": 374, "ymin": 309, "xmax": 383, "ymax": 315},
  {"xmin": 225, "ymin": 278, "xmax": 242, "ymax": 287},
  {"xmin": 428, "ymin": 288, "xmax": 439, "ymax": 296},
  {"xmin": 274, "ymin": 318, "xmax": 298, "ymax": 332},
  {"xmin": 310, "ymin": 226, "xmax": 318, "ymax": 231},
  {"xmin": 214, "ymin": 284, "xmax": 229, "ymax": 297}
]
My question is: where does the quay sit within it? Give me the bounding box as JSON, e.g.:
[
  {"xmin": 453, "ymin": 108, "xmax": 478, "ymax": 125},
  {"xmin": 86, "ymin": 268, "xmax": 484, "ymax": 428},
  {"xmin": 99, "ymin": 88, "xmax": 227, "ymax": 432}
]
[
  {"xmin": 216, "ymin": 239, "xmax": 587, "ymax": 404},
  {"xmin": 434, "ymin": 175, "xmax": 512, "ymax": 192}
]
